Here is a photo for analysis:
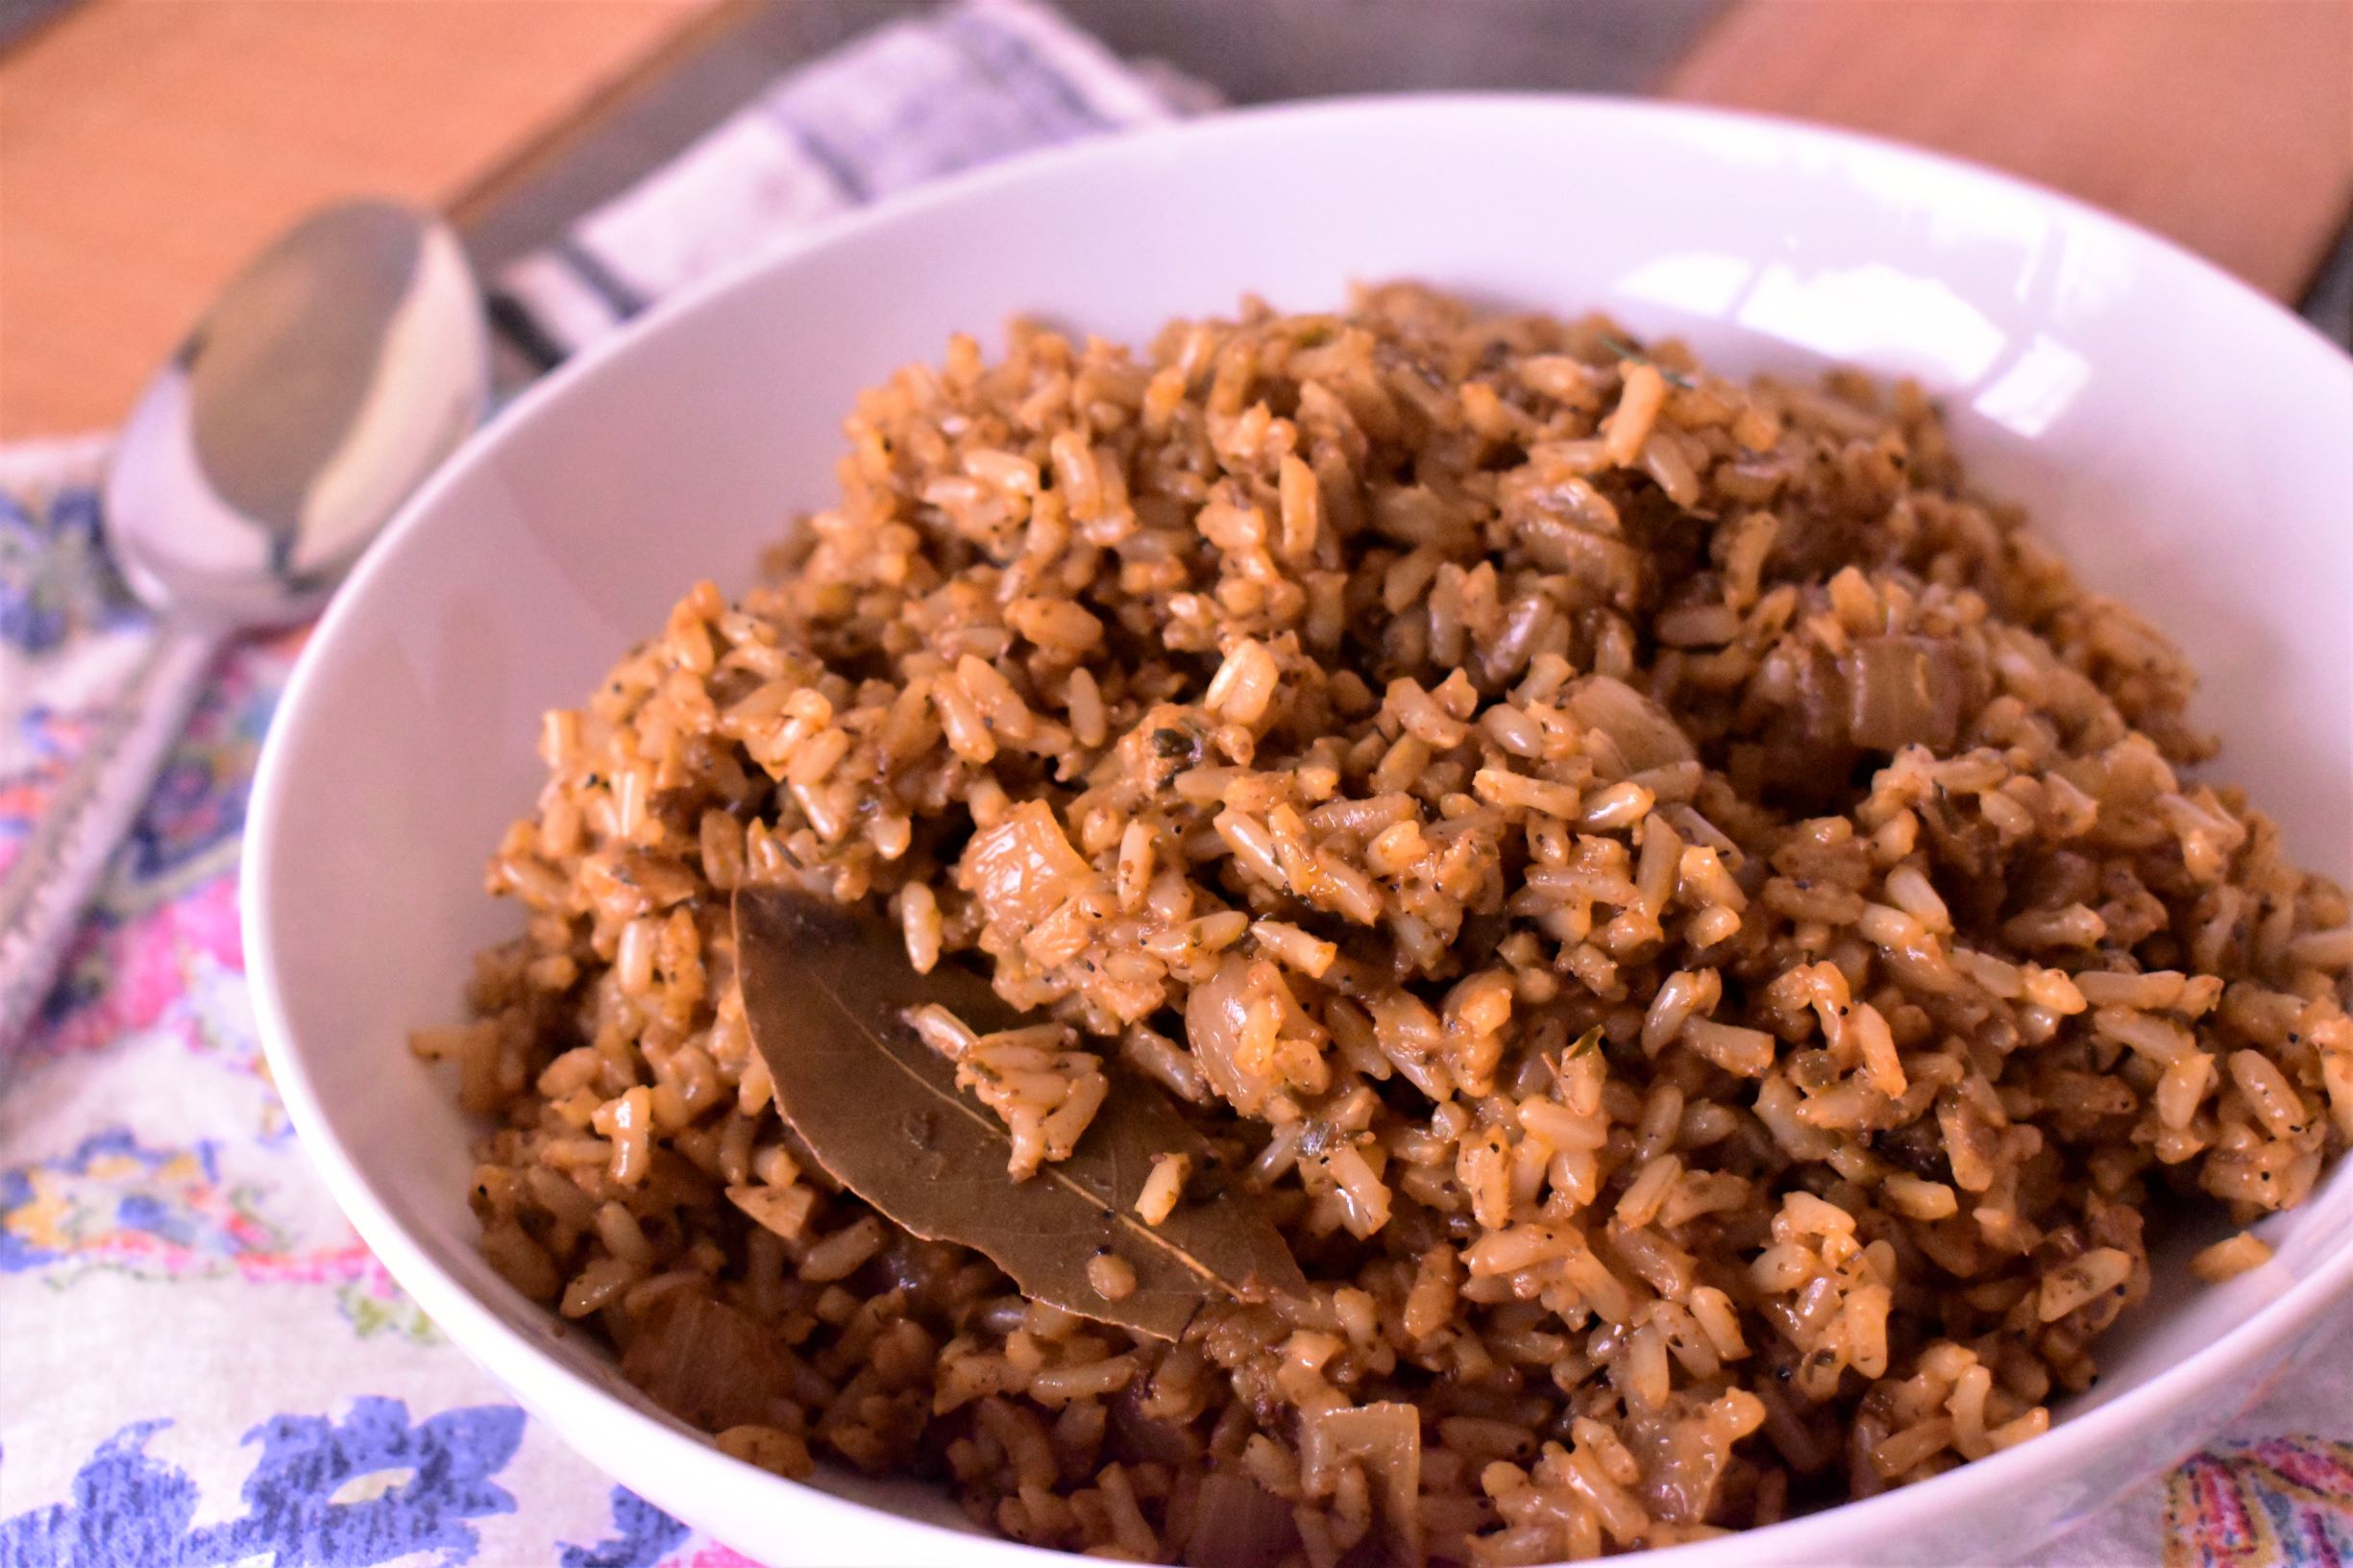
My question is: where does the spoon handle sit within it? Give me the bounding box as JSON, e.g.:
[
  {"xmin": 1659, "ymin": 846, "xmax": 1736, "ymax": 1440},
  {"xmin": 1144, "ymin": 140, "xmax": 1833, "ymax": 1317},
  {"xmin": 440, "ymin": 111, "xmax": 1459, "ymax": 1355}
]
[{"xmin": 0, "ymin": 625, "xmax": 223, "ymax": 1052}]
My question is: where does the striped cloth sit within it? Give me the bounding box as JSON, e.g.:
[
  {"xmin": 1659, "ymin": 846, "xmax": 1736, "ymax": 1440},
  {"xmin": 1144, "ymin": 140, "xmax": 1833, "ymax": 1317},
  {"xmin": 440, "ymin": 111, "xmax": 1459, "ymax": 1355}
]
[{"xmin": 490, "ymin": 0, "xmax": 1215, "ymax": 364}]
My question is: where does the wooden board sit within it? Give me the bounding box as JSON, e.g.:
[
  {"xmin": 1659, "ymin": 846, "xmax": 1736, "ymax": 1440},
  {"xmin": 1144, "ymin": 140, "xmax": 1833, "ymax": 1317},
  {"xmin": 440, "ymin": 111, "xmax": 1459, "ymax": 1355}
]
[
  {"xmin": 0, "ymin": 0, "xmax": 723, "ymax": 437},
  {"xmin": 1665, "ymin": 0, "xmax": 2353, "ymax": 305}
]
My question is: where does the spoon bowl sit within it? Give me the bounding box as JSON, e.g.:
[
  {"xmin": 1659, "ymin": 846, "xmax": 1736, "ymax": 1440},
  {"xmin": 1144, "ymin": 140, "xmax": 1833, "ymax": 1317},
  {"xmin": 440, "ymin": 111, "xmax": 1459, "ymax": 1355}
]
[
  {"xmin": 0, "ymin": 199, "xmax": 487, "ymax": 1049},
  {"xmin": 106, "ymin": 200, "xmax": 488, "ymax": 628}
]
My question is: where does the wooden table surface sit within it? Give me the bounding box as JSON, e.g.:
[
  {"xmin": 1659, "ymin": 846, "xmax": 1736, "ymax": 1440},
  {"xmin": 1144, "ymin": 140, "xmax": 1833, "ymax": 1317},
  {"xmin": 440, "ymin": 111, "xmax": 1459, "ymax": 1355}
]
[{"xmin": 2, "ymin": 0, "xmax": 2347, "ymax": 439}]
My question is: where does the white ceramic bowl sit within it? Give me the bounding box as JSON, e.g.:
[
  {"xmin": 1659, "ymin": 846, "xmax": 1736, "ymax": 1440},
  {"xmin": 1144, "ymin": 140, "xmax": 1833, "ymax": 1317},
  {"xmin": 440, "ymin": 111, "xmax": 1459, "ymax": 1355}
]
[{"xmin": 247, "ymin": 97, "xmax": 2353, "ymax": 1566}]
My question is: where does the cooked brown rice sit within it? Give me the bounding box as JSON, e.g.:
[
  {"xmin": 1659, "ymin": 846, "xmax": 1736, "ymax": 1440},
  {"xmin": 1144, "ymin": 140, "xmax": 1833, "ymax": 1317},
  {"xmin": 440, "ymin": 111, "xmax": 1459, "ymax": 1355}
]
[{"xmin": 420, "ymin": 283, "xmax": 2353, "ymax": 1563}]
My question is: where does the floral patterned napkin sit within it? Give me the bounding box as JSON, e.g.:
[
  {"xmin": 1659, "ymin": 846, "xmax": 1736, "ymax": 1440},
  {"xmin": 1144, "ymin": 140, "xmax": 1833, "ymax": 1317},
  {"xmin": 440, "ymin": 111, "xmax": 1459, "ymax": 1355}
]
[{"xmin": 3, "ymin": 3, "xmax": 2348, "ymax": 1565}]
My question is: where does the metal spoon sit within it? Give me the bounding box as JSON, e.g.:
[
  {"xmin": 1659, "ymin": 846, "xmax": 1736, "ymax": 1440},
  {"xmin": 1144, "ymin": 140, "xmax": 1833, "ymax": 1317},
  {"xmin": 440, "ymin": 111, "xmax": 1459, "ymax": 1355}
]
[{"xmin": 0, "ymin": 200, "xmax": 489, "ymax": 1048}]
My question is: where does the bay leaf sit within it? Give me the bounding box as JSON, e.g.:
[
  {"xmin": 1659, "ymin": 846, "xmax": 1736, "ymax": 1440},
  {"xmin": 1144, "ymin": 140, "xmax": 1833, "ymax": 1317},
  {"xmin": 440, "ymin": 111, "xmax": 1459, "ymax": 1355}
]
[{"xmin": 732, "ymin": 885, "xmax": 1307, "ymax": 1339}]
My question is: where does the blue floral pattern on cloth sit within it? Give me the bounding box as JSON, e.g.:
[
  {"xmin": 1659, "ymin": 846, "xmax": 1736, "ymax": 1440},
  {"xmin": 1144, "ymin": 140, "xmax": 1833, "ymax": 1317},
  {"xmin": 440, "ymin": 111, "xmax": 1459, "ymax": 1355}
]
[
  {"xmin": 0, "ymin": 1400, "xmax": 525, "ymax": 1568},
  {"xmin": 0, "ymin": 1406, "xmax": 726, "ymax": 1568},
  {"xmin": 0, "ymin": 443, "xmax": 750, "ymax": 1566},
  {"xmin": 558, "ymin": 1488, "xmax": 694, "ymax": 1568},
  {"xmin": 0, "ymin": 446, "xmax": 146, "ymax": 885},
  {"xmin": 120, "ymin": 649, "xmax": 279, "ymax": 888},
  {"xmin": 0, "ymin": 1126, "xmax": 256, "ymax": 1275},
  {"xmin": 0, "ymin": 478, "xmax": 140, "ymax": 656}
]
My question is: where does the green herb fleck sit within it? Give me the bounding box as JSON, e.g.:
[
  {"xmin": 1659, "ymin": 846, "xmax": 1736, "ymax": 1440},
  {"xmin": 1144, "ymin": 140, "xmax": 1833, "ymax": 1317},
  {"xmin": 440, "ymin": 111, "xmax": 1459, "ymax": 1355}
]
[{"xmin": 1599, "ymin": 333, "xmax": 1695, "ymax": 390}]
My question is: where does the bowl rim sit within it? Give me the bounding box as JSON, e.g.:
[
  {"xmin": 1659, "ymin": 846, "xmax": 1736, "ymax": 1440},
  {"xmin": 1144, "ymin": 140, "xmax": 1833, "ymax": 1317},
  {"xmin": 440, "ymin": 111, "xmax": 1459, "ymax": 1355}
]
[{"xmin": 245, "ymin": 90, "xmax": 2353, "ymax": 1566}]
